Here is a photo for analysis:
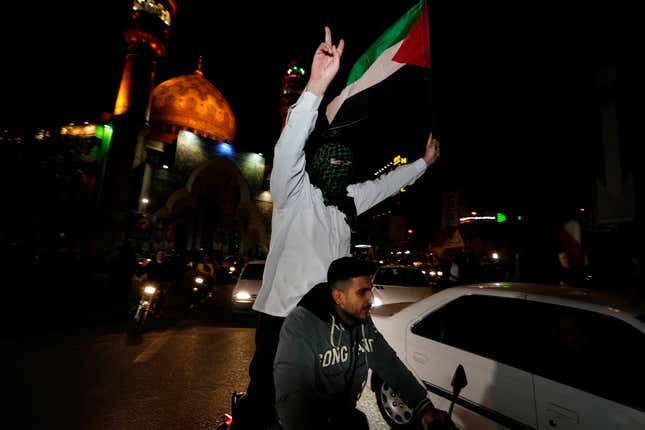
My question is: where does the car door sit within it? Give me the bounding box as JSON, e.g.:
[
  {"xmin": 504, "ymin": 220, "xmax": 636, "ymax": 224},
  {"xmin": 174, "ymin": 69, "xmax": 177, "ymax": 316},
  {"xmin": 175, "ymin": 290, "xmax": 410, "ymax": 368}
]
[
  {"xmin": 406, "ymin": 292, "xmax": 537, "ymax": 429},
  {"xmin": 528, "ymin": 299, "xmax": 645, "ymax": 429}
]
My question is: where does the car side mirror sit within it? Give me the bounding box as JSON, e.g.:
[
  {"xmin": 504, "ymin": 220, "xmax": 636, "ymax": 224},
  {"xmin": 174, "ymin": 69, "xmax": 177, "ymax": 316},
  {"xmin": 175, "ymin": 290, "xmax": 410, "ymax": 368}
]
[{"xmin": 448, "ymin": 364, "xmax": 468, "ymax": 417}]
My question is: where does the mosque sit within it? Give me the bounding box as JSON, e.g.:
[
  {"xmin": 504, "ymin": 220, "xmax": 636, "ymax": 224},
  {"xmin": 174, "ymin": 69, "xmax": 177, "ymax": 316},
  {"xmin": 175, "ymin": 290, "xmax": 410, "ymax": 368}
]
[{"xmin": 96, "ymin": 0, "xmax": 306, "ymax": 257}]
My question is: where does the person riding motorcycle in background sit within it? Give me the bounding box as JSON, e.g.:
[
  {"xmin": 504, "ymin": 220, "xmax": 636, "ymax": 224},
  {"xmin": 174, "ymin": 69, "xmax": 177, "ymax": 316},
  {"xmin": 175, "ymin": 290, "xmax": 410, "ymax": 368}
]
[
  {"xmin": 139, "ymin": 249, "xmax": 175, "ymax": 317},
  {"xmin": 196, "ymin": 254, "xmax": 218, "ymax": 285}
]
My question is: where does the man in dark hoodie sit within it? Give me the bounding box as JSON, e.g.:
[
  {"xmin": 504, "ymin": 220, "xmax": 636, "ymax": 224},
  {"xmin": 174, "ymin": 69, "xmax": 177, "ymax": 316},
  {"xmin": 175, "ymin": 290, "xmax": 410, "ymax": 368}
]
[{"xmin": 274, "ymin": 256, "xmax": 454, "ymax": 430}]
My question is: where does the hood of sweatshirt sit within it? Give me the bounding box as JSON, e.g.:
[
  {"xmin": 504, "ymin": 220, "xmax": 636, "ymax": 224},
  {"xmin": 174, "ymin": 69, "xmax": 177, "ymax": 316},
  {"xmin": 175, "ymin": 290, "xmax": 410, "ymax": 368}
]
[{"xmin": 297, "ymin": 281, "xmax": 343, "ymax": 325}]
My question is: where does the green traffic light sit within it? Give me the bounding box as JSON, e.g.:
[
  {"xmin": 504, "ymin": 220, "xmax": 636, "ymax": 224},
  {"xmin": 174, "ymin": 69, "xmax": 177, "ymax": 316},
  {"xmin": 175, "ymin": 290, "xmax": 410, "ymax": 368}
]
[{"xmin": 496, "ymin": 212, "xmax": 507, "ymax": 223}]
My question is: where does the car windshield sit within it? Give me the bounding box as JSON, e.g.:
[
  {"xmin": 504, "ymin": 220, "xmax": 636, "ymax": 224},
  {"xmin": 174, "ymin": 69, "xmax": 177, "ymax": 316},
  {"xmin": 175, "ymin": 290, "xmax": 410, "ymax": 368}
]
[
  {"xmin": 241, "ymin": 263, "xmax": 265, "ymax": 280},
  {"xmin": 374, "ymin": 268, "xmax": 429, "ymax": 287}
]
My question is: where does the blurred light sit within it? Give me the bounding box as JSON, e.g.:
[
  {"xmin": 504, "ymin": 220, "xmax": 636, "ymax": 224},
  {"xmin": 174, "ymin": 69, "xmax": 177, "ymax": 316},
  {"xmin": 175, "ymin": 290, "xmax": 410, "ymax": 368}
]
[
  {"xmin": 257, "ymin": 191, "xmax": 272, "ymax": 202},
  {"xmin": 491, "ymin": 252, "xmax": 499, "ymax": 260},
  {"xmin": 459, "ymin": 215, "xmax": 495, "ymax": 223},
  {"xmin": 407, "ymin": 229, "xmax": 413, "ymax": 234},
  {"xmin": 235, "ymin": 291, "xmax": 251, "ymax": 300},
  {"xmin": 162, "ymin": 164, "xmax": 169, "ymax": 169},
  {"xmin": 496, "ymin": 212, "xmax": 507, "ymax": 223},
  {"xmin": 471, "ymin": 211, "xmax": 477, "ymax": 215},
  {"xmin": 215, "ymin": 142, "xmax": 235, "ymax": 158},
  {"xmin": 141, "ymin": 198, "xmax": 149, "ymax": 204},
  {"xmin": 144, "ymin": 286, "xmax": 156, "ymax": 294},
  {"xmin": 579, "ymin": 208, "xmax": 585, "ymax": 212}
]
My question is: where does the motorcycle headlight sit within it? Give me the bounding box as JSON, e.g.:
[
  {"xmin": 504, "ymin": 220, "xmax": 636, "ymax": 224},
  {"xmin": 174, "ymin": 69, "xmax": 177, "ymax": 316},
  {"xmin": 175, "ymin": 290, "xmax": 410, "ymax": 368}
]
[
  {"xmin": 144, "ymin": 285, "xmax": 157, "ymax": 295},
  {"xmin": 195, "ymin": 277, "xmax": 204, "ymax": 284}
]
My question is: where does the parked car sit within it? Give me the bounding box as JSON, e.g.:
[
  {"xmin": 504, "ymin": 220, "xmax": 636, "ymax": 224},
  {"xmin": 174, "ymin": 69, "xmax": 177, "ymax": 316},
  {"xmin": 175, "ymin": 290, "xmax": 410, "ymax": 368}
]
[
  {"xmin": 231, "ymin": 260, "xmax": 265, "ymax": 315},
  {"xmin": 371, "ymin": 265, "xmax": 434, "ymax": 307},
  {"xmin": 370, "ymin": 282, "xmax": 645, "ymax": 429}
]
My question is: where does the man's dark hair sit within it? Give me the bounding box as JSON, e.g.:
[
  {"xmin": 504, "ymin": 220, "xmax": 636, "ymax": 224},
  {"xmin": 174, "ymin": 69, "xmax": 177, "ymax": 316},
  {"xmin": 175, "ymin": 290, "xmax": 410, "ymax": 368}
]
[{"xmin": 327, "ymin": 256, "xmax": 375, "ymax": 289}]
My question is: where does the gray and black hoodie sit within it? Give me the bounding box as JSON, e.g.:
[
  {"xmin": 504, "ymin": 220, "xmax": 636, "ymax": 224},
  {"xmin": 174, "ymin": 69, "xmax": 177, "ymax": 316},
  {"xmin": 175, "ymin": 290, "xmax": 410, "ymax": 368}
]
[{"xmin": 274, "ymin": 282, "xmax": 433, "ymax": 430}]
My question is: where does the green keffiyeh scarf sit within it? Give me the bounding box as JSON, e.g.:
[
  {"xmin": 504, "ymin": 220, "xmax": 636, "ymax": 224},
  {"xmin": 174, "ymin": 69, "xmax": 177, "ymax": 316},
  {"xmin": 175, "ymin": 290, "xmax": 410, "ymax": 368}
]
[{"xmin": 308, "ymin": 142, "xmax": 357, "ymax": 232}]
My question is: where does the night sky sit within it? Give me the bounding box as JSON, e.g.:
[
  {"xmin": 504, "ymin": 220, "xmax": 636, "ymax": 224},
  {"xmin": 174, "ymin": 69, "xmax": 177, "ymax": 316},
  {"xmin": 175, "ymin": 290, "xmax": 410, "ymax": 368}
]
[{"xmin": 3, "ymin": 0, "xmax": 618, "ymax": 217}]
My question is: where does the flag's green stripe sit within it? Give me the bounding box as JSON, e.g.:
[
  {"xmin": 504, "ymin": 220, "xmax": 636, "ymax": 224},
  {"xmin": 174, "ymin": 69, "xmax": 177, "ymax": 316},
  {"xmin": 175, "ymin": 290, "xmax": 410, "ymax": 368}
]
[{"xmin": 346, "ymin": 0, "xmax": 425, "ymax": 86}]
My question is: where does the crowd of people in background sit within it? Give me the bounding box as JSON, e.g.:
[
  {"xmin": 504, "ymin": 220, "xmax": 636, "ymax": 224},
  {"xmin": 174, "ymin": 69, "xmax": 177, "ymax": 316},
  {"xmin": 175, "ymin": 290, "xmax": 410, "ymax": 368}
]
[
  {"xmin": 0, "ymin": 234, "xmax": 268, "ymax": 329},
  {"xmin": 0, "ymin": 227, "xmax": 640, "ymax": 333}
]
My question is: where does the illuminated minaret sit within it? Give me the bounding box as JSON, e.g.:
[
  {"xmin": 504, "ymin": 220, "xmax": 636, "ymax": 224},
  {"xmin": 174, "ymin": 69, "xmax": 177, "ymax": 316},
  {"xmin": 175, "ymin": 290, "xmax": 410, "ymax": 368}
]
[
  {"xmin": 102, "ymin": 0, "xmax": 178, "ymax": 216},
  {"xmin": 279, "ymin": 60, "xmax": 307, "ymax": 129}
]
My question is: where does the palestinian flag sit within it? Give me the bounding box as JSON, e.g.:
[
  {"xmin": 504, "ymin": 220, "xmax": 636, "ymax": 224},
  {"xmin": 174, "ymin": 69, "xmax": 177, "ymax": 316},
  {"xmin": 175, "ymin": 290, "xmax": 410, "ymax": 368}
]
[{"xmin": 325, "ymin": 0, "xmax": 431, "ymax": 126}]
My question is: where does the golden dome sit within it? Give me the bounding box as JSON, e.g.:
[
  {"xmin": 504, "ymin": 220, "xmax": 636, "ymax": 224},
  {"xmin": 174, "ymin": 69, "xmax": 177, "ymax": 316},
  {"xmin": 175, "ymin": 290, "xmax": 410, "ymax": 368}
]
[{"xmin": 149, "ymin": 66, "xmax": 236, "ymax": 144}]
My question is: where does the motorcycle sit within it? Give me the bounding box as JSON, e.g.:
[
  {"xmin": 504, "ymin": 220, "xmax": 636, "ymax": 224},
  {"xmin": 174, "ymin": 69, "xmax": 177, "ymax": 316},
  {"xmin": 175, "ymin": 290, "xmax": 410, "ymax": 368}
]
[
  {"xmin": 217, "ymin": 368, "xmax": 464, "ymax": 430},
  {"xmin": 129, "ymin": 280, "xmax": 160, "ymax": 334},
  {"xmin": 189, "ymin": 274, "xmax": 212, "ymax": 309}
]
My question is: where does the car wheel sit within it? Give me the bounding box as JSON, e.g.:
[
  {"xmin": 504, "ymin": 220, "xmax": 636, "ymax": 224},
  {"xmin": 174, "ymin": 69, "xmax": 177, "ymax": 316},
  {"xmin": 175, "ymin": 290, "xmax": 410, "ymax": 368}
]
[{"xmin": 373, "ymin": 374, "xmax": 417, "ymax": 429}]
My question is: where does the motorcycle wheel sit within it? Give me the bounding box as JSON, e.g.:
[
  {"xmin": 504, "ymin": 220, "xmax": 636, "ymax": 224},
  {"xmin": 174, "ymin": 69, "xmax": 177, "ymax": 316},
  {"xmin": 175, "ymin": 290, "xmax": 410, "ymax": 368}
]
[
  {"xmin": 128, "ymin": 303, "xmax": 148, "ymax": 335},
  {"xmin": 373, "ymin": 374, "xmax": 417, "ymax": 429},
  {"xmin": 137, "ymin": 306, "xmax": 149, "ymax": 331}
]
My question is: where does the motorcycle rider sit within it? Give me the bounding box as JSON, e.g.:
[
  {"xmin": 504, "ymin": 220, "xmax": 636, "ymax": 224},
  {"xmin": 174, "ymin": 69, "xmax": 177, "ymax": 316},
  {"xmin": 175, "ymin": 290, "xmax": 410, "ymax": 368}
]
[
  {"xmin": 196, "ymin": 253, "xmax": 217, "ymax": 285},
  {"xmin": 140, "ymin": 249, "xmax": 175, "ymax": 317},
  {"xmin": 274, "ymin": 256, "xmax": 455, "ymax": 429}
]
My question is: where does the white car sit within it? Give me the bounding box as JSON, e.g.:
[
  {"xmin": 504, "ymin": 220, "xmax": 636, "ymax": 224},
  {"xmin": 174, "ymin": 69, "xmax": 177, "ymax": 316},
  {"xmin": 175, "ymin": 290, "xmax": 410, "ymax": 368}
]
[
  {"xmin": 370, "ymin": 282, "xmax": 645, "ymax": 429},
  {"xmin": 371, "ymin": 265, "xmax": 435, "ymax": 307},
  {"xmin": 231, "ymin": 260, "xmax": 265, "ymax": 315}
]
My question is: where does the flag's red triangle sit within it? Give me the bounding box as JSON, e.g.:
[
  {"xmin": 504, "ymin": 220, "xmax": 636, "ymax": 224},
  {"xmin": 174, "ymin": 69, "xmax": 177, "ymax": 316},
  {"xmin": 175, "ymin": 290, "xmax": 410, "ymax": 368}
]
[{"xmin": 392, "ymin": 2, "xmax": 431, "ymax": 68}]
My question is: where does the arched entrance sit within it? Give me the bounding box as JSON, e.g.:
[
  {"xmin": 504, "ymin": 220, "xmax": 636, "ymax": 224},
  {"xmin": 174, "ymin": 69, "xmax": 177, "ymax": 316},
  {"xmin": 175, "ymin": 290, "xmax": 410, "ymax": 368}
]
[{"xmin": 154, "ymin": 157, "xmax": 269, "ymax": 260}]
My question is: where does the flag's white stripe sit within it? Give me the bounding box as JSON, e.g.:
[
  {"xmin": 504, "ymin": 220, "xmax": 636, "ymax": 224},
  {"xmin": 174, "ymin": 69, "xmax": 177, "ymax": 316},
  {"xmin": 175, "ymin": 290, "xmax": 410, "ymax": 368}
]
[{"xmin": 326, "ymin": 41, "xmax": 405, "ymax": 124}]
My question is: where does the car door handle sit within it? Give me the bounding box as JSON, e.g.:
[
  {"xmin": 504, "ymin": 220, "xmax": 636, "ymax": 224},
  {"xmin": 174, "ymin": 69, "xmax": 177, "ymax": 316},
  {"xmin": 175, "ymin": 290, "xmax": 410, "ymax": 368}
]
[
  {"xmin": 546, "ymin": 403, "xmax": 579, "ymax": 427},
  {"xmin": 412, "ymin": 351, "xmax": 428, "ymax": 365}
]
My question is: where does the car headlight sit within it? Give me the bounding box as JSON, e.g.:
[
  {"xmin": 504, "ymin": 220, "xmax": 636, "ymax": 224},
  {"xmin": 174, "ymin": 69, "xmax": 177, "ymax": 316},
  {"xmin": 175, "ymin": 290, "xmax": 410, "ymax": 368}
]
[
  {"xmin": 195, "ymin": 277, "xmax": 204, "ymax": 284},
  {"xmin": 143, "ymin": 285, "xmax": 156, "ymax": 295},
  {"xmin": 229, "ymin": 267, "xmax": 236, "ymax": 273},
  {"xmin": 429, "ymin": 270, "xmax": 436, "ymax": 276},
  {"xmin": 235, "ymin": 291, "xmax": 251, "ymax": 300},
  {"xmin": 372, "ymin": 297, "xmax": 383, "ymax": 307}
]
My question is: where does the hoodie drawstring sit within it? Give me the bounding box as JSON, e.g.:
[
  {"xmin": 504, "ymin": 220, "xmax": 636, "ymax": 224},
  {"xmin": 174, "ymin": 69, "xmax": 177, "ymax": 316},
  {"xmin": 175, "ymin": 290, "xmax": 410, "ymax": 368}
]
[{"xmin": 329, "ymin": 314, "xmax": 343, "ymax": 347}]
